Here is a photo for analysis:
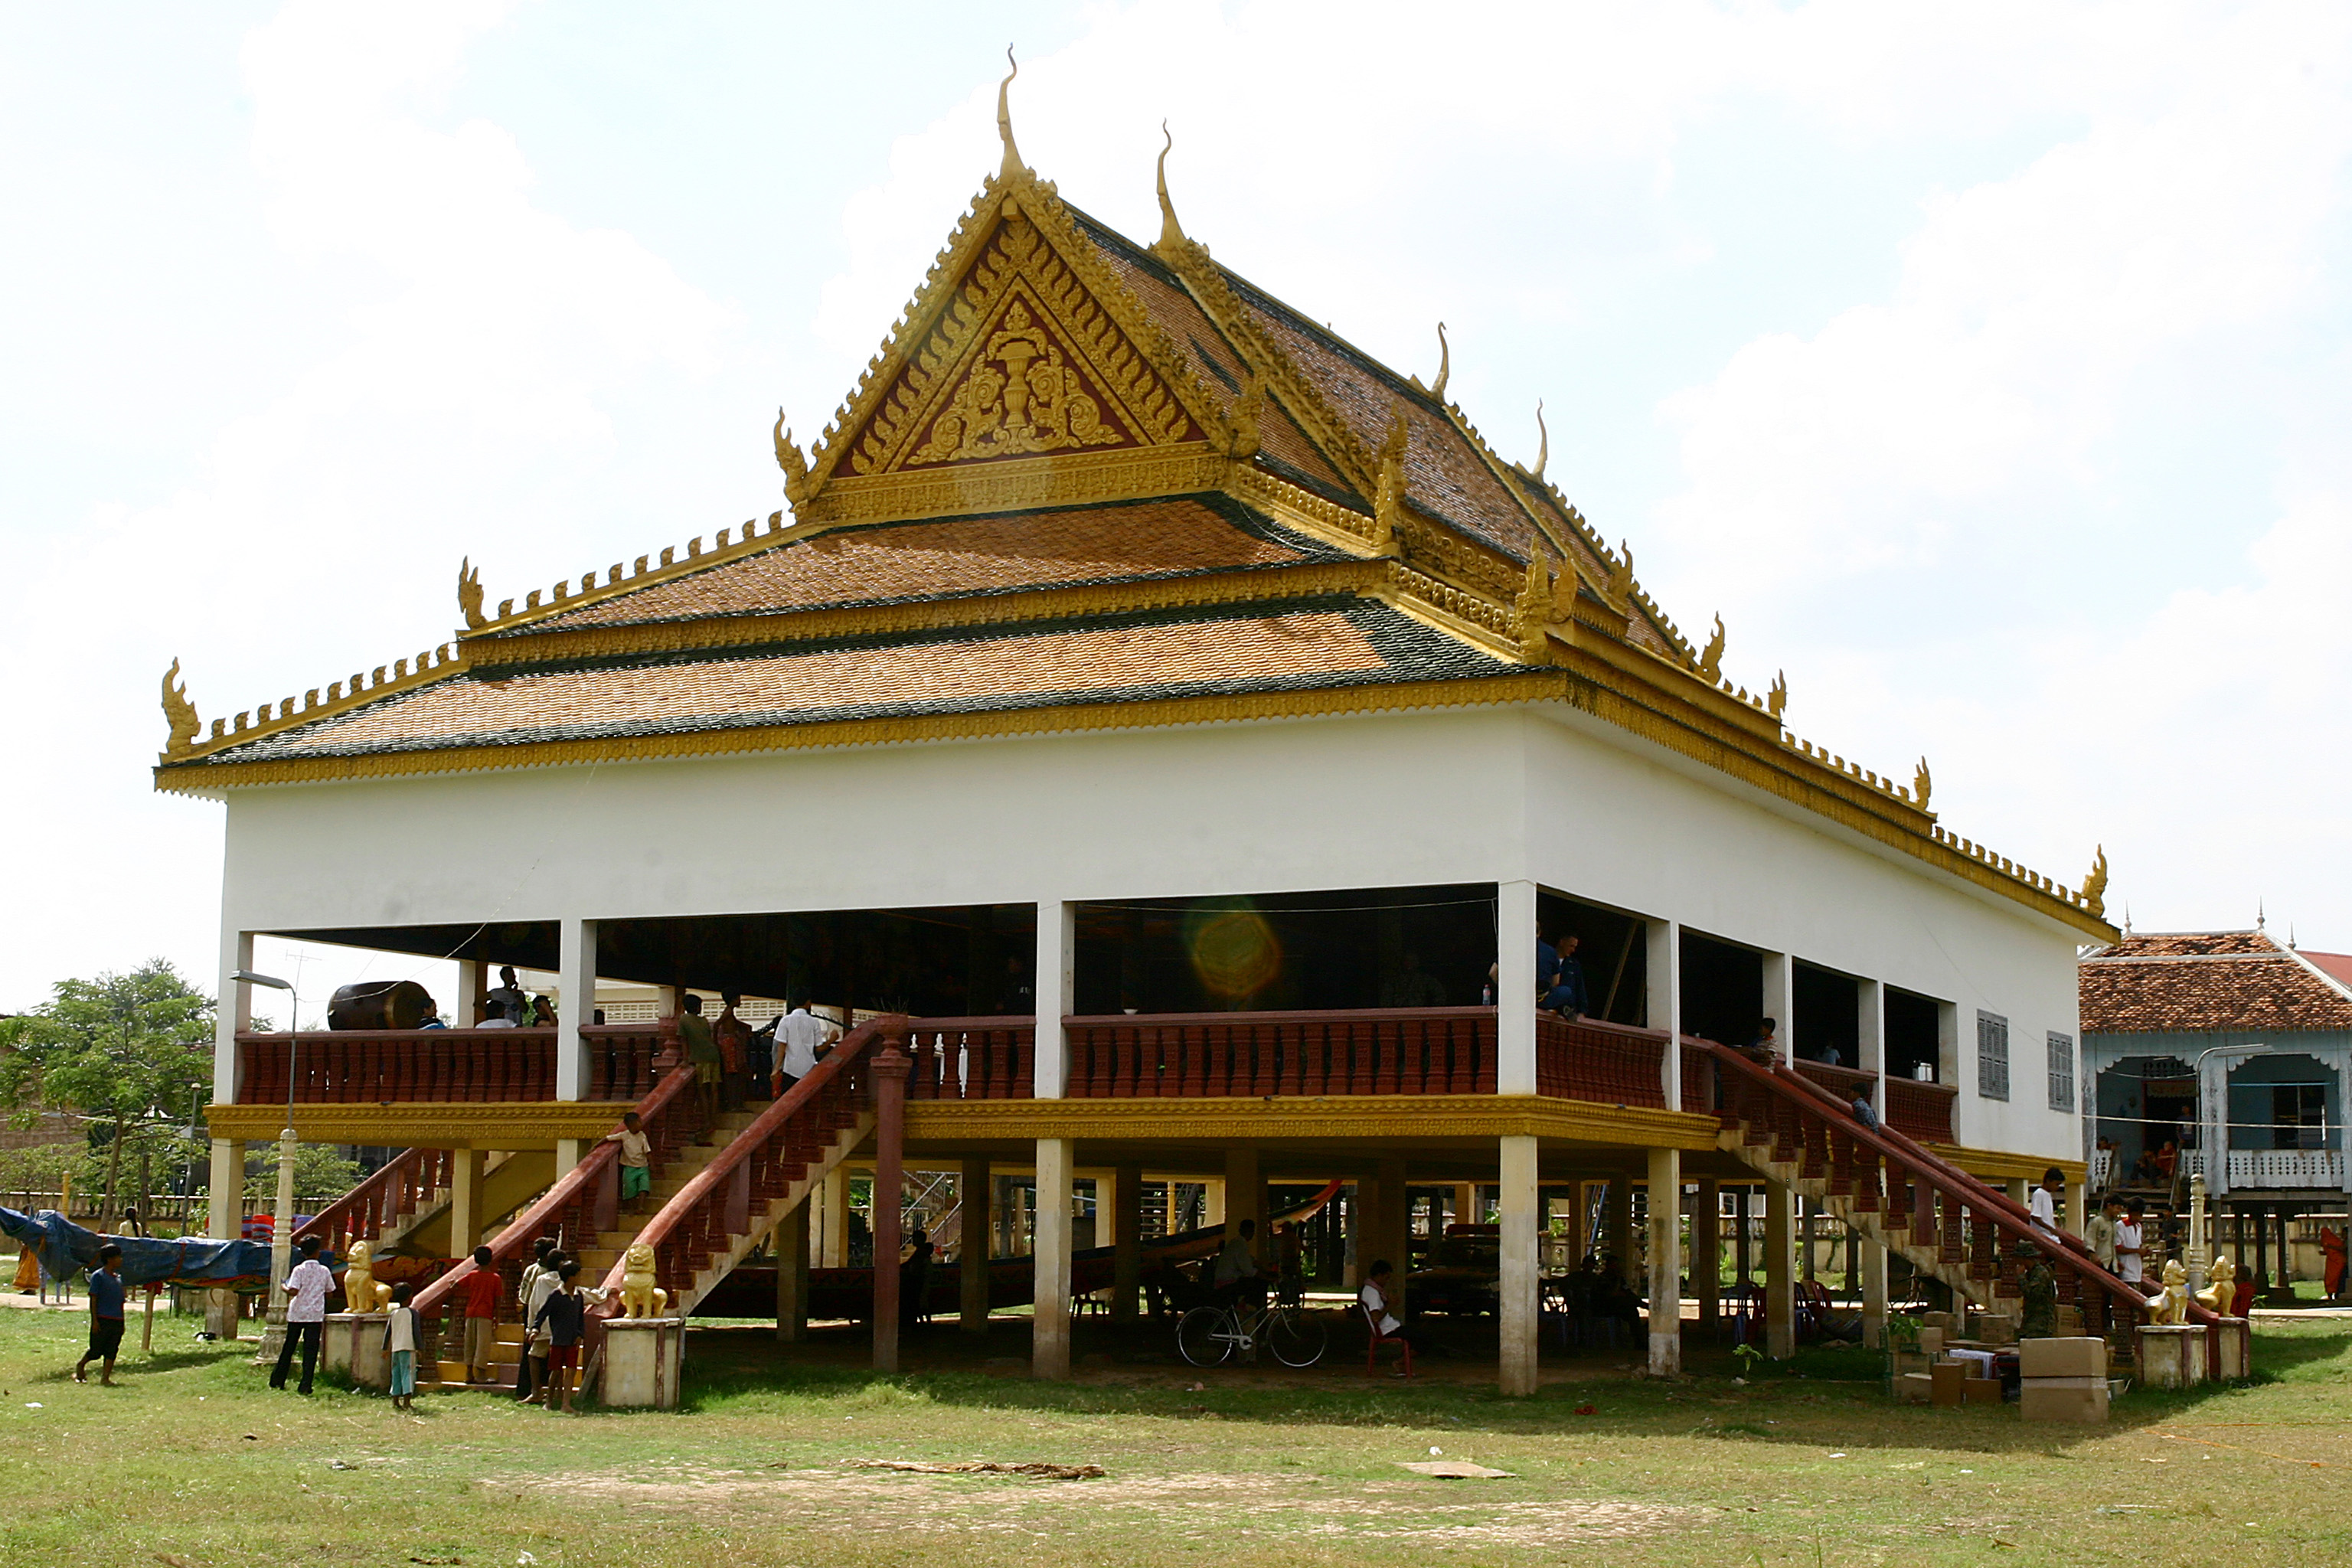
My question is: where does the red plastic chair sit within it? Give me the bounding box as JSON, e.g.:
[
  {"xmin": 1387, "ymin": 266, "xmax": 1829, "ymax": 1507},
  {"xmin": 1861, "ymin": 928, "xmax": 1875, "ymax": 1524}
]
[{"xmin": 1362, "ymin": 1301, "xmax": 1414, "ymax": 1377}]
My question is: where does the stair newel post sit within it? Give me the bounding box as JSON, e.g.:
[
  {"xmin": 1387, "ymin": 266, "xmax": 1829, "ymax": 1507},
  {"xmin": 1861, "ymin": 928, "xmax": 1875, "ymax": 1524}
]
[{"xmin": 870, "ymin": 1024, "xmax": 912, "ymax": 1374}]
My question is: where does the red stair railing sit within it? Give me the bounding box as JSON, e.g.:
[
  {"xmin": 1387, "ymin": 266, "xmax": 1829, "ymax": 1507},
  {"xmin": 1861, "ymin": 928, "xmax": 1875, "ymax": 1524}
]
[
  {"xmin": 1701, "ymin": 1041, "xmax": 2219, "ymax": 1335},
  {"xmin": 599, "ymin": 1018, "xmax": 893, "ymax": 1308},
  {"xmin": 411, "ymin": 1018, "xmax": 695, "ymax": 1364},
  {"xmin": 292, "ymin": 1146, "xmax": 452, "ymax": 1256}
]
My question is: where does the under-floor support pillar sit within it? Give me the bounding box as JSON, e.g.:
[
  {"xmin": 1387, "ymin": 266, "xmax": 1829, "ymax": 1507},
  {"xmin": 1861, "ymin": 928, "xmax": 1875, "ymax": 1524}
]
[
  {"xmin": 1860, "ymin": 1233, "xmax": 1887, "ymax": 1350},
  {"xmin": 1647, "ymin": 1148, "xmax": 1683, "ymax": 1374},
  {"xmin": 1765, "ymin": 1179, "xmax": 1795, "ymax": 1359},
  {"xmin": 1606, "ymin": 1174, "xmax": 1634, "ymax": 1269},
  {"xmin": 449, "ymin": 1148, "xmax": 486, "ymax": 1256},
  {"xmin": 818, "ymin": 1169, "xmax": 848, "ymax": 1268},
  {"xmin": 1032, "ymin": 1138, "xmax": 1073, "ymax": 1380},
  {"xmin": 1377, "ymin": 1156, "xmax": 1410, "ymax": 1314},
  {"xmin": 870, "ymin": 1036, "xmax": 908, "ymax": 1374},
  {"xmin": 959, "ymin": 1156, "xmax": 991, "ymax": 1334},
  {"xmin": 1109, "ymin": 1161, "xmax": 1143, "ymax": 1323},
  {"xmin": 206, "ymin": 1138, "xmax": 246, "ymax": 1338},
  {"xmin": 1498, "ymin": 1135, "xmax": 1540, "ymax": 1395},
  {"xmin": 775, "ymin": 1202, "xmax": 809, "ymax": 1343},
  {"xmin": 1225, "ymin": 1145, "xmax": 1264, "ymax": 1265},
  {"xmin": 1694, "ymin": 1178, "xmax": 1720, "ymax": 1330}
]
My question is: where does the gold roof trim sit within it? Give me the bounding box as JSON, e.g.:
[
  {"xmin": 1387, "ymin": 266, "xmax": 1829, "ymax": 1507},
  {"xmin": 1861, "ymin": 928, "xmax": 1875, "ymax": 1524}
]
[{"xmin": 157, "ymin": 642, "xmax": 471, "ymax": 768}]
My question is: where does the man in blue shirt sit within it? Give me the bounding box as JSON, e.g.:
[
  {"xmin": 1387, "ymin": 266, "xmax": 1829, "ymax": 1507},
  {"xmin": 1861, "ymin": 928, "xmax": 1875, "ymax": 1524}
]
[
  {"xmin": 74, "ymin": 1243, "xmax": 126, "ymax": 1386},
  {"xmin": 1540, "ymin": 933, "xmax": 1589, "ymax": 1021}
]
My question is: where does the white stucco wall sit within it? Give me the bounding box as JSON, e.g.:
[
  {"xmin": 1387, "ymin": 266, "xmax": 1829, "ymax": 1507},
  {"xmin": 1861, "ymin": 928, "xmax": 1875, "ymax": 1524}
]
[{"xmin": 210, "ymin": 701, "xmax": 2086, "ymax": 1160}]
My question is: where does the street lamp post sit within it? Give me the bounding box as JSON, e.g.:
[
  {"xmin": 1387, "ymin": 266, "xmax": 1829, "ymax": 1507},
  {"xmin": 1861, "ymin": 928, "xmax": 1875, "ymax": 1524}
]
[
  {"xmin": 234, "ymin": 969, "xmax": 299, "ymax": 1364},
  {"xmin": 2189, "ymin": 1042, "xmax": 2267, "ymax": 1296}
]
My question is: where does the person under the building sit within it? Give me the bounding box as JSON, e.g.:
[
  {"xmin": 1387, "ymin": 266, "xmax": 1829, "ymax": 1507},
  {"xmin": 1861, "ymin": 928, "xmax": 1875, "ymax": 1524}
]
[
  {"xmin": 485, "ymin": 965, "xmax": 527, "ymax": 1024},
  {"xmin": 773, "ymin": 997, "xmax": 838, "ymax": 1098},
  {"xmin": 1213, "ymin": 1217, "xmax": 1268, "ymax": 1315},
  {"xmin": 679, "ymin": 993, "xmax": 722, "ymax": 1124},
  {"xmin": 714, "ymin": 992, "xmax": 753, "ymax": 1112}
]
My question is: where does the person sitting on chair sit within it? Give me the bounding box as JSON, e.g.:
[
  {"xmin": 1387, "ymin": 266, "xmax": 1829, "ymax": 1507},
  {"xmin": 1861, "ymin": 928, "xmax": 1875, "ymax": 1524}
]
[{"xmin": 1358, "ymin": 1259, "xmax": 1416, "ymax": 1375}]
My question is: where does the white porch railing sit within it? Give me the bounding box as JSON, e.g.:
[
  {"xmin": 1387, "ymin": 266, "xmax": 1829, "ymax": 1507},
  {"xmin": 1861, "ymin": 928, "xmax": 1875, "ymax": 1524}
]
[{"xmin": 2226, "ymin": 1149, "xmax": 2347, "ymax": 1189}]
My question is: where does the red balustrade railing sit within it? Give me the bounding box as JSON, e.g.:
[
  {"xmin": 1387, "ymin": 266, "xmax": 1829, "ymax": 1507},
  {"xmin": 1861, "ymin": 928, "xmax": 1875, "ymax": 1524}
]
[
  {"xmin": 606, "ymin": 1019, "xmax": 890, "ymax": 1308},
  {"xmin": 234, "ymin": 1024, "xmax": 662, "ymax": 1105},
  {"xmin": 1885, "ymin": 1076, "xmax": 1958, "ymax": 1143},
  {"xmin": 1537, "ymin": 1016, "xmax": 1668, "ymax": 1106},
  {"xmin": 1064, "ymin": 1007, "xmax": 1498, "ymax": 1097},
  {"xmin": 1793, "ymin": 1059, "xmax": 1877, "ymax": 1105},
  {"xmin": 412, "ymin": 1020, "xmax": 695, "ymax": 1356},
  {"xmin": 1703, "ymin": 1040, "xmax": 2215, "ymax": 1336},
  {"xmin": 292, "ymin": 1146, "xmax": 453, "ymax": 1256},
  {"xmin": 236, "ymin": 1027, "xmax": 557, "ymax": 1104},
  {"xmin": 903, "ymin": 1018, "xmax": 1035, "ymax": 1099}
]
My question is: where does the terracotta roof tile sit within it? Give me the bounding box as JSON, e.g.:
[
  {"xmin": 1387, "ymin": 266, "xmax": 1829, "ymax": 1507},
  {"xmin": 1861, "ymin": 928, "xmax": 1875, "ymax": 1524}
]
[
  {"xmin": 524, "ymin": 496, "xmax": 1341, "ymax": 634},
  {"xmin": 2079, "ymin": 930, "xmax": 2352, "ymax": 1033},
  {"xmin": 1219, "ymin": 271, "xmax": 1550, "ymax": 564},
  {"xmin": 200, "ymin": 599, "xmax": 1512, "ymax": 766}
]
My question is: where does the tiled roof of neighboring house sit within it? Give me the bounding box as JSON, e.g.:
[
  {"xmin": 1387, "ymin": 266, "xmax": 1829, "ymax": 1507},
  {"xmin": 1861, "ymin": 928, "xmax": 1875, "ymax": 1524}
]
[
  {"xmin": 187, "ymin": 598, "xmax": 1515, "ymax": 767},
  {"xmin": 2079, "ymin": 929, "xmax": 2352, "ymax": 1034},
  {"xmin": 519, "ymin": 496, "xmax": 1345, "ymax": 634},
  {"xmin": 2299, "ymin": 950, "xmax": 2352, "ymax": 990}
]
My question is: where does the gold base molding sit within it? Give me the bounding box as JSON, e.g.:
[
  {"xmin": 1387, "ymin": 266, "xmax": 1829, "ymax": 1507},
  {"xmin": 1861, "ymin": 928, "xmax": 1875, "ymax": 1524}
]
[
  {"xmin": 204, "ymin": 1101, "xmax": 634, "ymax": 1150},
  {"xmin": 904, "ymin": 1093, "xmax": 1721, "ymax": 1150}
]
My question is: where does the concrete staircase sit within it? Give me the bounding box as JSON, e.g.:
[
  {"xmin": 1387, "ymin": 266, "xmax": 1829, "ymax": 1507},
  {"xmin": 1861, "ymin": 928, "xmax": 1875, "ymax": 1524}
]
[{"xmin": 663, "ymin": 1109, "xmax": 871, "ymax": 1316}]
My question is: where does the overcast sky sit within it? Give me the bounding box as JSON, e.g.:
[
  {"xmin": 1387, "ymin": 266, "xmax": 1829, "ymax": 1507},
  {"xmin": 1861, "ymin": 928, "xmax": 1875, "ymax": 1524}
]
[{"xmin": 5, "ymin": 2, "xmax": 2348, "ymax": 1014}]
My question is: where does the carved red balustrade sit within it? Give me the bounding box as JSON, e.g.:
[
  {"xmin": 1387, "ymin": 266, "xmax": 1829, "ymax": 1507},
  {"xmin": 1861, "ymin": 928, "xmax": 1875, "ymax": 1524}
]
[
  {"xmin": 410, "ymin": 1020, "xmax": 695, "ymax": 1357},
  {"xmin": 291, "ymin": 1146, "xmax": 454, "ymax": 1256},
  {"xmin": 1060, "ymin": 1008, "xmax": 1499, "ymax": 1099},
  {"xmin": 612, "ymin": 1020, "xmax": 889, "ymax": 1306},
  {"xmin": 902, "ymin": 1018, "xmax": 1035, "ymax": 1099},
  {"xmin": 1537, "ymin": 1016, "xmax": 1669, "ymax": 1106},
  {"xmin": 1884, "ymin": 1076, "xmax": 1958, "ymax": 1143},
  {"xmin": 234, "ymin": 1022, "xmax": 665, "ymax": 1105},
  {"xmin": 1697, "ymin": 1039, "xmax": 2214, "ymax": 1338}
]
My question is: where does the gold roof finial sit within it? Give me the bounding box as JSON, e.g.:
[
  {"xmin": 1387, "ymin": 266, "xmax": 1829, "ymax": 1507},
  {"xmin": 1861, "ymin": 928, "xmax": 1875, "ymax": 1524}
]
[
  {"xmin": 996, "ymin": 45, "xmax": 1024, "ymax": 178},
  {"xmin": 161, "ymin": 658, "xmax": 200, "ymax": 757},
  {"xmin": 773, "ymin": 408, "xmax": 812, "ymax": 507},
  {"xmin": 1155, "ymin": 121, "xmax": 1185, "ymax": 250},
  {"xmin": 2082, "ymin": 845, "xmax": 2110, "ymax": 919},
  {"xmin": 1766, "ymin": 669, "xmax": 1787, "ymax": 721},
  {"xmin": 1429, "ymin": 322, "xmax": 1450, "ymax": 403},
  {"xmin": 457, "ymin": 556, "xmax": 487, "ymax": 631},
  {"xmin": 1697, "ymin": 612, "xmax": 1726, "ymax": 681},
  {"xmin": 1913, "ymin": 756, "xmax": 1933, "ymax": 809},
  {"xmin": 1529, "ymin": 400, "xmax": 1547, "ymax": 479}
]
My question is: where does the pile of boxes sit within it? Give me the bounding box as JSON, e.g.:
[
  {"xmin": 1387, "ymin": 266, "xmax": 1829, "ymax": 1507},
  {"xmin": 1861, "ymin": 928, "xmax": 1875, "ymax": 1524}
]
[{"xmin": 2017, "ymin": 1337, "xmax": 2113, "ymax": 1423}]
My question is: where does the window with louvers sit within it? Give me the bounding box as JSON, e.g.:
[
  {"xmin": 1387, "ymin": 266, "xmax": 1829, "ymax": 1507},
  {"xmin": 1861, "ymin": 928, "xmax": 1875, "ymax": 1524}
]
[
  {"xmin": 2047, "ymin": 1031, "xmax": 2074, "ymax": 1112},
  {"xmin": 1976, "ymin": 1011, "xmax": 2010, "ymax": 1101}
]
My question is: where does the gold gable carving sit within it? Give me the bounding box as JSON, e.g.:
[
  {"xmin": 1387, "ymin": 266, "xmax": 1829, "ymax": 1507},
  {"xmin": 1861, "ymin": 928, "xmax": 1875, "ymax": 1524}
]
[{"xmin": 837, "ymin": 208, "xmax": 1201, "ymax": 486}]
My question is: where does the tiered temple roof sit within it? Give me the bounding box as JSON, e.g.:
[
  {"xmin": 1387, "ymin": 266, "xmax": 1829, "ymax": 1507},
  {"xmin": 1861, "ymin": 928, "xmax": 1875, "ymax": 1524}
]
[{"xmin": 151, "ymin": 103, "xmax": 2112, "ymax": 939}]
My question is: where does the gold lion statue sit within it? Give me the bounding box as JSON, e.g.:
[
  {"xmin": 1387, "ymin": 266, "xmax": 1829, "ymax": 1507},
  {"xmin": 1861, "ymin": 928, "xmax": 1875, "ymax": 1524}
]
[
  {"xmin": 2145, "ymin": 1258, "xmax": 2191, "ymax": 1325},
  {"xmin": 2195, "ymin": 1255, "xmax": 2236, "ymax": 1314},
  {"xmin": 613, "ymin": 1242, "xmax": 669, "ymax": 1320},
  {"xmin": 342, "ymin": 1240, "xmax": 393, "ymax": 1313}
]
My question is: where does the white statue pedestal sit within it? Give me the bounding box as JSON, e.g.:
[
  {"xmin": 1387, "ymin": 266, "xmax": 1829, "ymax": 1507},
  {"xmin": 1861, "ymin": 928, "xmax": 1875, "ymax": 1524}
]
[
  {"xmin": 322, "ymin": 1312, "xmax": 390, "ymax": 1388},
  {"xmin": 2211, "ymin": 1318, "xmax": 2249, "ymax": 1380},
  {"xmin": 2136, "ymin": 1323, "xmax": 2210, "ymax": 1388},
  {"xmin": 602, "ymin": 1317, "xmax": 685, "ymax": 1409}
]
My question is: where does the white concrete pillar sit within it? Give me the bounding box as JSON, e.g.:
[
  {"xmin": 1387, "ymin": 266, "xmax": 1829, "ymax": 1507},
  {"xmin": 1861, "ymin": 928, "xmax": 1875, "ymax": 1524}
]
[
  {"xmin": 456, "ymin": 960, "xmax": 486, "ymax": 1027},
  {"xmin": 1764, "ymin": 1180, "xmax": 1795, "ymax": 1357},
  {"xmin": 1936, "ymin": 1000, "xmax": 1961, "ymax": 1092},
  {"xmin": 556, "ymin": 917, "xmax": 597, "ymax": 1101},
  {"xmin": 214, "ymin": 930, "xmax": 254, "ymax": 1105},
  {"xmin": 1646, "ymin": 1148, "xmax": 1682, "ymax": 1374},
  {"xmin": 1034, "ymin": 901, "xmax": 1074, "ymax": 1098},
  {"xmin": 449, "ymin": 1149, "xmax": 487, "ymax": 1255},
  {"xmin": 1645, "ymin": 918, "xmax": 1682, "ymax": 1109},
  {"xmin": 205, "ymin": 1138, "xmax": 247, "ymax": 1338},
  {"xmin": 1204, "ymin": 1179, "xmax": 1226, "ymax": 1230},
  {"xmin": 1763, "ymin": 952, "xmax": 1795, "ymax": 1063},
  {"xmin": 1498, "ymin": 1134, "xmax": 1540, "ymax": 1394},
  {"xmin": 1032, "ymin": 1138, "xmax": 1073, "ymax": 1379},
  {"xmin": 1497, "ymin": 880, "xmax": 1539, "ymax": 1093},
  {"xmin": 1857, "ymin": 978, "xmax": 1886, "ymax": 1119},
  {"xmin": 554, "ymin": 1138, "xmax": 588, "ymax": 1175}
]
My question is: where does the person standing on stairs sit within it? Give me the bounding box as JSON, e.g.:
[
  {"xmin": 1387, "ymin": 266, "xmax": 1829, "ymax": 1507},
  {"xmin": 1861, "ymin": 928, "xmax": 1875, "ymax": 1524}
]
[
  {"xmin": 513, "ymin": 1239, "xmax": 557, "ymax": 1403},
  {"xmin": 2028, "ymin": 1168, "xmax": 2066, "ymax": 1236},
  {"xmin": 458, "ymin": 1246, "xmax": 504, "ymax": 1386},
  {"xmin": 2115, "ymin": 1202, "xmax": 2147, "ymax": 1286},
  {"xmin": 715, "ymin": 994, "xmax": 753, "ymax": 1112},
  {"xmin": 679, "ymin": 995, "xmax": 722, "ymax": 1128},
  {"xmin": 605, "ymin": 1113, "xmax": 653, "ymax": 1204},
  {"xmin": 773, "ymin": 997, "xmax": 838, "ymax": 1099}
]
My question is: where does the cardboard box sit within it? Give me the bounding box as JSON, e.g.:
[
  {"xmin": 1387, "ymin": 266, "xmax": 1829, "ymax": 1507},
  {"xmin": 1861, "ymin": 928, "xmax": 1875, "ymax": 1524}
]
[
  {"xmin": 2019, "ymin": 1338, "xmax": 2108, "ymax": 1378},
  {"xmin": 1897, "ymin": 1371, "xmax": 1934, "ymax": 1403},
  {"xmin": 1917, "ymin": 1327, "xmax": 1946, "ymax": 1354},
  {"xmin": 1922, "ymin": 1311, "xmax": 1962, "ymax": 1337},
  {"xmin": 1930, "ymin": 1361, "xmax": 1968, "ymax": 1406},
  {"xmin": 2020, "ymin": 1383, "xmax": 2110, "ymax": 1423},
  {"xmin": 1962, "ymin": 1377, "xmax": 2004, "ymax": 1406}
]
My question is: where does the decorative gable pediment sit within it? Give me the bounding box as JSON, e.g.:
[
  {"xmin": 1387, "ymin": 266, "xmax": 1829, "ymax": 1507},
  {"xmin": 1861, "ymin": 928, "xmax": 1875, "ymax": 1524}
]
[{"xmin": 796, "ymin": 181, "xmax": 1233, "ymax": 527}]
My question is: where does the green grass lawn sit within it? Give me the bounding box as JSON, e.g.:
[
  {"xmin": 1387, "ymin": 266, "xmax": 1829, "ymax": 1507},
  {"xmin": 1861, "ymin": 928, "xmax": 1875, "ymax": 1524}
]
[{"xmin": 0, "ymin": 1305, "xmax": 2344, "ymax": 1567}]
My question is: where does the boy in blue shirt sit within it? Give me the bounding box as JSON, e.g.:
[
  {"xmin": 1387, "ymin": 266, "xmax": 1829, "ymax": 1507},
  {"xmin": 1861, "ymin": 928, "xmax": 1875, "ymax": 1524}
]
[{"xmin": 74, "ymin": 1243, "xmax": 126, "ymax": 1386}]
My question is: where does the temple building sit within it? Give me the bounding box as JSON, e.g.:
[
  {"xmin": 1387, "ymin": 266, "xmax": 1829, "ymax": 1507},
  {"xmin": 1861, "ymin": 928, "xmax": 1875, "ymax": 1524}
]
[{"xmin": 155, "ymin": 79, "xmax": 2124, "ymax": 1393}]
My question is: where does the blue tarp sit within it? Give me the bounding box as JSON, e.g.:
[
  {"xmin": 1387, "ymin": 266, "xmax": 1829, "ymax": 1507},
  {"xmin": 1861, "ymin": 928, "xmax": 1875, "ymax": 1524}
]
[{"xmin": 0, "ymin": 1207, "xmax": 275, "ymax": 1292}]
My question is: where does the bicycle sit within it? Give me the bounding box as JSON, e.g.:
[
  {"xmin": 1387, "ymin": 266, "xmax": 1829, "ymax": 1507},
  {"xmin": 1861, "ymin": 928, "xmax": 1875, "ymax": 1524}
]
[{"xmin": 1177, "ymin": 1284, "xmax": 1328, "ymax": 1368}]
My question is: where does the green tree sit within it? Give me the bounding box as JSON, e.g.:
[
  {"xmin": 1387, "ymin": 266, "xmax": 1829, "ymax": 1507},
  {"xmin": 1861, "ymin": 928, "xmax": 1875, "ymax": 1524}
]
[{"xmin": 0, "ymin": 961, "xmax": 213, "ymax": 1228}]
